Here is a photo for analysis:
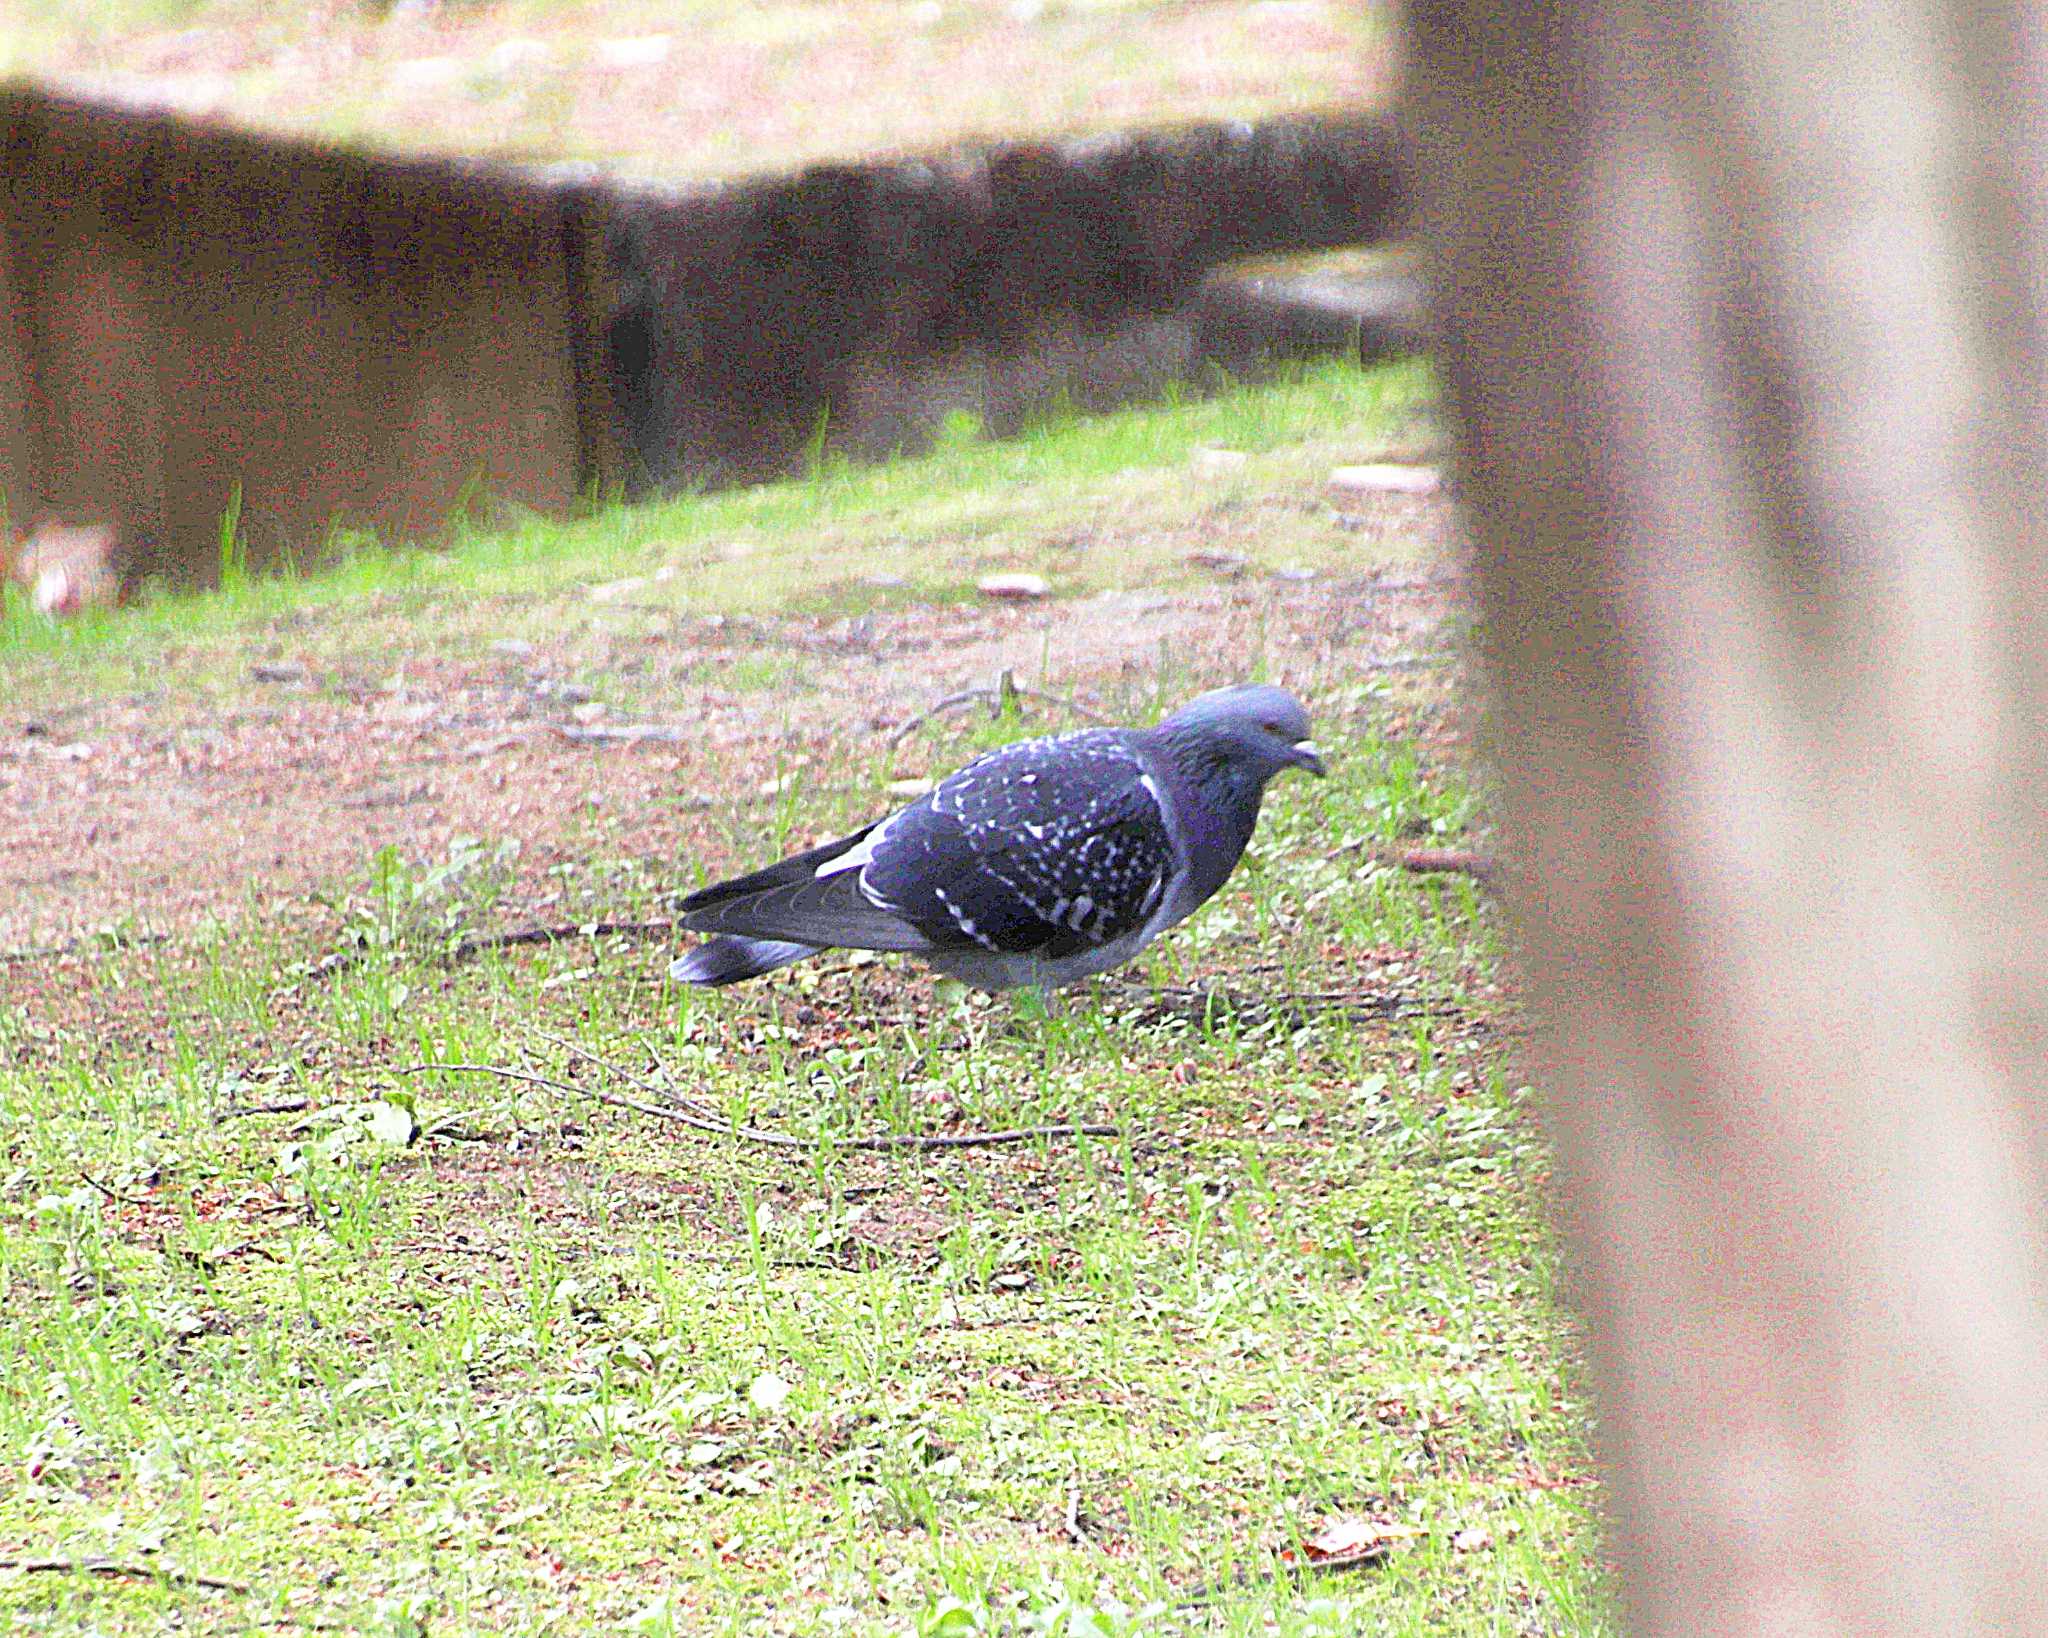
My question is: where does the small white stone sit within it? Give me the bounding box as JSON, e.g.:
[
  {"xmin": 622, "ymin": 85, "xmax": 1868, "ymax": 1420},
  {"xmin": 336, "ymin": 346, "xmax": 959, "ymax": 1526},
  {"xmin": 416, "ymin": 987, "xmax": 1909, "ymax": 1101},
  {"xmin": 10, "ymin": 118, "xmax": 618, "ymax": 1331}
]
[
  {"xmin": 1327, "ymin": 463, "xmax": 1441, "ymax": 498},
  {"xmin": 387, "ymin": 55, "xmax": 464, "ymax": 92},
  {"xmin": 977, "ymin": 573, "xmax": 1050, "ymax": 601},
  {"xmin": 1192, "ymin": 446, "xmax": 1249, "ymax": 476},
  {"xmin": 594, "ymin": 34, "xmax": 672, "ymax": 69},
  {"xmin": 489, "ymin": 37, "xmax": 551, "ymax": 72}
]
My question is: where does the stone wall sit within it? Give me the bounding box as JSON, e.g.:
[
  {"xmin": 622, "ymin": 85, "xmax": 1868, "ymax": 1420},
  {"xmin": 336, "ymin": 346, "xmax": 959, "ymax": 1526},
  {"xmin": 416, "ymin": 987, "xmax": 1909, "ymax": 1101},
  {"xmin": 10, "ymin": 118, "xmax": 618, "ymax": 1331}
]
[
  {"xmin": 600, "ymin": 116, "xmax": 1410, "ymax": 489},
  {"xmin": 1, "ymin": 88, "xmax": 595, "ymax": 586},
  {"xmin": 0, "ymin": 86, "xmax": 1410, "ymax": 587}
]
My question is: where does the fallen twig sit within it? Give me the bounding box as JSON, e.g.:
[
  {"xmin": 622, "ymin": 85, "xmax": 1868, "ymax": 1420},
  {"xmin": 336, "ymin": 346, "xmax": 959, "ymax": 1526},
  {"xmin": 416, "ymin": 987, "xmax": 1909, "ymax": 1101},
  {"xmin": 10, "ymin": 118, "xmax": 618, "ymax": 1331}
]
[
  {"xmin": 887, "ymin": 670, "xmax": 1110, "ymax": 748},
  {"xmin": 0, "ymin": 930, "xmax": 172, "ymax": 965},
  {"xmin": 0, "ymin": 1557, "xmax": 248, "ymax": 1594},
  {"xmin": 403, "ymin": 1059, "xmax": 780, "ymax": 1145},
  {"xmin": 1384, "ymin": 846, "xmax": 1497, "ymax": 881},
  {"xmin": 551, "ymin": 722, "xmax": 694, "ymax": 746},
  {"xmin": 552, "ymin": 1030, "xmax": 1121, "ymax": 1151},
  {"xmin": 165, "ymin": 1235, "xmax": 279, "ymax": 1268},
  {"xmin": 1110, "ymin": 981, "xmax": 1452, "ymax": 1027},
  {"xmin": 220, "ymin": 1096, "xmax": 313, "ymax": 1119},
  {"xmin": 1333, "ymin": 841, "xmax": 1498, "ymax": 883},
  {"xmin": 309, "ymin": 916, "xmax": 678, "ymax": 984},
  {"xmin": 403, "ymin": 1237, "xmax": 511, "ymax": 1260},
  {"xmin": 1062, "ymin": 1480, "xmax": 1099, "ymax": 1552},
  {"xmin": 1176, "ymin": 1546, "xmax": 1397, "ymax": 1607},
  {"xmin": 403, "ymin": 1041, "xmax": 1120, "ymax": 1154},
  {"xmin": 79, "ymin": 1172, "xmax": 151, "ymax": 1206},
  {"xmin": 442, "ymin": 917, "xmax": 677, "ymax": 968}
]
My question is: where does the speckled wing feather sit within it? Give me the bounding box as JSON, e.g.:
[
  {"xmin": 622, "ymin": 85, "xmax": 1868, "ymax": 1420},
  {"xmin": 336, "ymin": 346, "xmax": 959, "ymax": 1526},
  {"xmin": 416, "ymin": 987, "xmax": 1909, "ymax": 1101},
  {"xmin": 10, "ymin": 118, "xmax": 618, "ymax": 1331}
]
[{"xmin": 857, "ymin": 731, "xmax": 1177, "ymax": 959}]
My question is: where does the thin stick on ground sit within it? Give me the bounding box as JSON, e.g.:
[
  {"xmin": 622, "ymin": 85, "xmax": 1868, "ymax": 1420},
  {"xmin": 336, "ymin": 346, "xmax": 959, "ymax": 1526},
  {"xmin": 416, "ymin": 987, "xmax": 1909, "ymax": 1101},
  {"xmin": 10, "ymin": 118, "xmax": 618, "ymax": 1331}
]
[
  {"xmin": 78, "ymin": 1171, "xmax": 150, "ymax": 1205},
  {"xmin": 442, "ymin": 917, "xmax": 677, "ymax": 968},
  {"xmin": 0, "ymin": 1557, "xmax": 249, "ymax": 1594},
  {"xmin": 1107, "ymin": 980, "xmax": 1457, "ymax": 1026},
  {"xmin": 403, "ymin": 1042, "xmax": 1121, "ymax": 1153},
  {"xmin": 397, "ymin": 1060, "xmax": 761, "ymax": 1144},
  {"xmin": 1388, "ymin": 846, "xmax": 1495, "ymax": 879},
  {"xmin": 220, "ymin": 1096, "xmax": 313, "ymax": 1119},
  {"xmin": 887, "ymin": 669, "xmax": 1111, "ymax": 748},
  {"xmin": 310, "ymin": 917, "xmax": 678, "ymax": 983},
  {"xmin": 1176, "ymin": 1547, "xmax": 1398, "ymax": 1607},
  {"xmin": 1062, "ymin": 1480, "xmax": 1100, "ymax": 1552},
  {"xmin": 1331, "ymin": 841, "xmax": 1498, "ymax": 882},
  {"xmin": 546, "ymin": 1029, "xmax": 1122, "ymax": 1150},
  {"xmin": 0, "ymin": 930, "xmax": 173, "ymax": 965}
]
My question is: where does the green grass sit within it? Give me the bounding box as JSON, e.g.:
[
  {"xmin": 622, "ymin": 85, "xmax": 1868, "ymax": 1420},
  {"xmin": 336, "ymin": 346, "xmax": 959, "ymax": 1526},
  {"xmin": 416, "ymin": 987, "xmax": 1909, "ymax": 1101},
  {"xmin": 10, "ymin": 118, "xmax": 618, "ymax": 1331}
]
[
  {"xmin": 0, "ymin": 358, "xmax": 1609, "ymax": 1635},
  {"xmin": 0, "ymin": 357, "xmax": 1436, "ymax": 702}
]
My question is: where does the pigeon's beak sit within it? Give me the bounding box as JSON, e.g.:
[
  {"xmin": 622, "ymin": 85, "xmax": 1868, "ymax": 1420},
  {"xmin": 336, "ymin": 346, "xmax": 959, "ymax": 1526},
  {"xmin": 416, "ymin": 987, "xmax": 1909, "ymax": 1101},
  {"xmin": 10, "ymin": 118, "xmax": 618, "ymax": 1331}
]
[{"xmin": 1290, "ymin": 739, "xmax": 1327, "ymax": 778}]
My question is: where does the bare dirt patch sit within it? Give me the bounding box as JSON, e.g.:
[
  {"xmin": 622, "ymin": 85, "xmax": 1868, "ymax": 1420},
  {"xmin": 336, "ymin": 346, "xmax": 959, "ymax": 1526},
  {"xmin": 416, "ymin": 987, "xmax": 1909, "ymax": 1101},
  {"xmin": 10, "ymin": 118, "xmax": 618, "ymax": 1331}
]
[{"xmin": 0, "ymin": 568, "xmax": 1461, "ymax": 964}]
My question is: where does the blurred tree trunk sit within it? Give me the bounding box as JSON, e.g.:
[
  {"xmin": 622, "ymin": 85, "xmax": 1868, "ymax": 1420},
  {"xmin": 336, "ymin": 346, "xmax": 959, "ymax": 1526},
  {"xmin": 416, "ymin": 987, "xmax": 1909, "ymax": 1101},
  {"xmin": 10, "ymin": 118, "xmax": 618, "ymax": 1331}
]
[{"xmin": 1405, "ymin": 2, "xmax": 2048, "ymax": 1631}]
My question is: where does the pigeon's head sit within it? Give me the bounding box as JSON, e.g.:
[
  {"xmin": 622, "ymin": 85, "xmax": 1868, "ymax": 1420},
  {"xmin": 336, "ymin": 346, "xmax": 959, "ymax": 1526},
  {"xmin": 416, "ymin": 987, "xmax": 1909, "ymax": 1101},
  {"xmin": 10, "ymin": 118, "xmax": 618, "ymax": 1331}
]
[{"xmin": 1162, "ymin": 684, "xmax": 1326, "ymax": 782}]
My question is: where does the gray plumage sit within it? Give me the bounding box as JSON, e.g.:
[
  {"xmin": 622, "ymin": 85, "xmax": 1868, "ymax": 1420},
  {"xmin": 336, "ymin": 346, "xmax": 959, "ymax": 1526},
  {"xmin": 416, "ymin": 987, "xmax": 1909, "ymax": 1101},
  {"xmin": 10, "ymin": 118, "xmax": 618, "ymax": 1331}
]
[{"xmin": 670, "ymin": 683, "xmax": 1325, "ymax": 993}]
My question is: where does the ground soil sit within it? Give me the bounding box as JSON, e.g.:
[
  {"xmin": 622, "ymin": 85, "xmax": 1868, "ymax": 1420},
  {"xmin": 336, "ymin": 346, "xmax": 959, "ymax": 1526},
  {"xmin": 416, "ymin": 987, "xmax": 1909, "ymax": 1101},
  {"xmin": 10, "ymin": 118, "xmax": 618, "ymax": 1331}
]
[{"xmin": 0, "ymin": 567, "xmax": 1463, "ymax": 969}]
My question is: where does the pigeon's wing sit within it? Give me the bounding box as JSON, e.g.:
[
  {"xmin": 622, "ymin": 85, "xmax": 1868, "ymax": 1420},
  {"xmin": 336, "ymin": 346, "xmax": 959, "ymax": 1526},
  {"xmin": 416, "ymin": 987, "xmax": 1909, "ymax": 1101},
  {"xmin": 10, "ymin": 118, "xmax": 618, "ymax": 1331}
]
[
  {"xmin": 859, "ymin": 731, "xmax": 1179, "ymax": 959},
  {"xmin": 678, "ymin": 821, "xmax": 937, "ymax": 952}
]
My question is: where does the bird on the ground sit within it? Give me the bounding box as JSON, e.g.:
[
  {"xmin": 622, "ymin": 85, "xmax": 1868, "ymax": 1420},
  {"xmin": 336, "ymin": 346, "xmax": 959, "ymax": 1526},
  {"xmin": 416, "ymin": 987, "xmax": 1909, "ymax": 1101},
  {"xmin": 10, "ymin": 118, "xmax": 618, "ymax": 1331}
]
[{"xmin": 669, "ymin": 683, "xmax": 1325, "ymax": 994}]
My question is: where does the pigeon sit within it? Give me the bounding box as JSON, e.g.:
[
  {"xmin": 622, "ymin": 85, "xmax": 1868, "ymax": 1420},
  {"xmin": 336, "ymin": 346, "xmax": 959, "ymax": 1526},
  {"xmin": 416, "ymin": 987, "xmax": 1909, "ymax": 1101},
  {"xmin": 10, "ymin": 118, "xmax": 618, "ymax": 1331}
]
[{"xmin": 670, "ymin": 683, "xmax": 1325, "ymax": 994}]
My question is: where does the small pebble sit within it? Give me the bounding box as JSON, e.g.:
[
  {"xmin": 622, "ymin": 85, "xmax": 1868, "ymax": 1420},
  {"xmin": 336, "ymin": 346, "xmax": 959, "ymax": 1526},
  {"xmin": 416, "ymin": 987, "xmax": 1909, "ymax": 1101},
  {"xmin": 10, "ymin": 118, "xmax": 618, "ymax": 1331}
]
[
  {"xmin": 489, "ymin": 37, "xmax": 550, "ymax": 71},
  {"xmin": 387, "ymin": 55, "xmax": 463, "ymax": 92},
  {"xmin": 594, "ymin": 34, "xmax": 672, "ymax": 69},
  {"xmin": 1327, "ymin": 463, "xmax": 1441, "ymax": 499},
  {"xmin": 977, "ymin": 573, "xmax": 1050, "ymax": 601},
  {"xmin": 588, "ymin": 575, "xmax": 649, "ymax": 603}
]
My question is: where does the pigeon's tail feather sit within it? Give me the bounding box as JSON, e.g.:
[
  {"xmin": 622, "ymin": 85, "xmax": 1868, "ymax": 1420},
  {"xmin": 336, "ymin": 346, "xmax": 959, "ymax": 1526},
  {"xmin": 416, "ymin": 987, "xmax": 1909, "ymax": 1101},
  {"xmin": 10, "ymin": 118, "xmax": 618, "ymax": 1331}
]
[
  {"xmin": 679, "ymin": 824, "xmax": 878, "ymax": 915},
  {"xmin": 671, "ymin": 937, "xmax": 819, "ymax": 987},
  {"xmin": 681, "ymin": 873, "xmax": 935, "ymax": 953}
]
